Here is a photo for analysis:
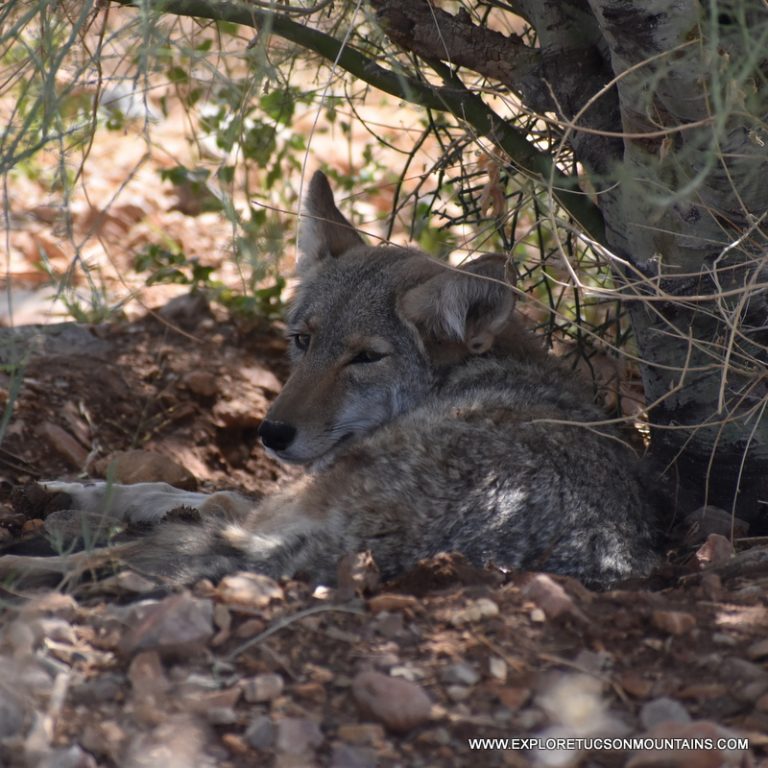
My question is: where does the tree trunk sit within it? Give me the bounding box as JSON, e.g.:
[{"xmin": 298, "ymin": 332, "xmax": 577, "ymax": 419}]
[{"xmin": 584, "ymin": 0, "xmax": 768, "ymax": 522}]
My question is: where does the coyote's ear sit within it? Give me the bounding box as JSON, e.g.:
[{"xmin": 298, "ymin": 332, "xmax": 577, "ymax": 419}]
[
  {"xmin": 400, "ymin": 256, "xmax": 514, "ymax": 354},
  {"xmin": 297, "ymin": 171, "xmax": 365, "ymax": 274}
]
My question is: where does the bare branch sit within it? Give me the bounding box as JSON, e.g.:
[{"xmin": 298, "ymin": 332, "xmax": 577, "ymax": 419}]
[{"xmin": 368, "ymin": 0, "xmax": 540, "ymax": 92}]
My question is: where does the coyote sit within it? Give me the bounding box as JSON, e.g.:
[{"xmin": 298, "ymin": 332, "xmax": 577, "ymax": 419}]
[{"xmin": 25, "ymin": 172, "xmax": 658, "ymax": 588}]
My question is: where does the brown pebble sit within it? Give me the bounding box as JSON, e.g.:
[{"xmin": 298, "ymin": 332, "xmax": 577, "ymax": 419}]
[
  {"xmin": 695, "ymin": 533, "xmax": 733, "ymax": 569},
  {"xmin": 352, "ymin": 671, "xmax": 432, "ymax": 733},
  {"xmin": 217, "ymin": 572, "xmax": 284, "ymax": 608},
  {"xmin": 336, "ymin": 723, "xmax": 385, "ymax": 747},
  {"xmin": 617, "ymin": 673, "xmax": 653, "ymax": 699},
  {"xmin": 368, "ymin": 594, "xmax": 419, "ymax": 614},
  {"xmin": 746, "ymin": 638, "xmax": 768, "ymax": 660},
  {"xmin": 651, "ymin": 610, "xmax": 696, "ymax": 636},
  {"xmin": 21, "ymin": 518, "xmax": 45, "ymax": 536},
  {"xmin": 38, "ymin": 422, "xmax": 88, "ymax": 468},
  {"xmin": 95, "ymin": 449, "xmax": 196, "ymax": 489},
  {"xmin": 182, "ymin": 370, "xmax": 218, "ymax": 397}
]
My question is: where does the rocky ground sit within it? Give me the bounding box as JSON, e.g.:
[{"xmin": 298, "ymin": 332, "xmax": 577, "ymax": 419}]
[{"xmin": 1, "ymin": 307, "xmax": 768, "ymax": 768}]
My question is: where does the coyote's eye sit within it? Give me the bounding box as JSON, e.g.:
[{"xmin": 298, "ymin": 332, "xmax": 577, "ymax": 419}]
[
  {"xmin": 349, "ymin": 350, "xmax": 386, "ymax": 365},
  {"xmin": 291, "ymin": 333, "xmax": 311, "ymax": 351}
]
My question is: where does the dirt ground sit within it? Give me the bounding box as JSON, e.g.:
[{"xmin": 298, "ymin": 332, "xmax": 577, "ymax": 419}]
[{"xmin": 0, "ymin": 309, "xmax": 767, "ymax": 768}]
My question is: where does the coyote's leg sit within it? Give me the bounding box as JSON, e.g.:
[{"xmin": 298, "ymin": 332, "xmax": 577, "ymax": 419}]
[{"xmin": 42, "ymin": 481, "xmax": 255, "ymax": 524}]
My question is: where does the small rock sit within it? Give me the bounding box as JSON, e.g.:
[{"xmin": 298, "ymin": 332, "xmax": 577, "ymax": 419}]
[
  {"xmin": 70, "ymin": 674, "xmax": 125, "ymax": 706},
  {"xmin": 720, "ymin": 656, "xmax": 768, "ymax": 682},
  {"xmin": 36, "ymin": 745, "xmax": 98, "ymax": 768},
  {"xmin": 220, "ymin": 732, "xmax": 249, "ymax": 756},
  {"xmin": 495, "ymin": 686, "xmax": 530, "ymax": 710},
  {"xmin": 0, "ymin": 687, "xmax": 25, "ymax": 738},
  {"xmin": 731, "ymin": 584, "xmax": 763, "ymax": 602},
  {"xmin": 213, "ymin": 603, "xmax": 231, "ymax": 632},
  {"xmin": 695, "ymin": 533, "xmax": 734, "ymax": 568},
  {"xmin": 681, "ymin": 505, "xmax": 749, "ymax": 545},
  {"xmin": 446, "ymin": 685, "xmax": 471, "ymax": 702},
  {"xmin": 38, "ymin": 422, "xmax": 88, "ymax": 468},
  {"xmin": 418, "ymin": 727, "xmax": 452, "ymax": 746},
  {"xmin": 373, "ymin": 612, "xmax": 404, "ymax": 638},
  {"xmin": 368, "ymin": 594, "xmax": 418, "ymax": 614},
  {"xmin": 241, "ymin": 364, "xmax": 282, "ymax": 395},
  {"xmin": 389, "ymin": 664, "xmax": 422, "ymax": 682},
  {"xmin": 640, "ymin": 697, "xmax": 691, "ymax": 729},
  {"xmin": 651, "ymin": 610, "xmax": 696, "ymax": 636},
  {"xmin": 122, "ymin": 714, "xmax": 215, "ymax": 768},
  {"xmin": 293, "ymin": 681, "xmax": 326, "ymax": 704},
  {"xmin": 182, "ymin": 370, "xmax": 218, "ymax": 397},
  {"xmin": 234, "ymin": 617, "xmax": 266, "ymax": 638},
  {"xmin": 275, "ymin": 717, "xmax": 323, "ymax": 755},
  {"xmin": 336, "ymin": 724, "xmax": 385, "ymax": 747},
  {"xmin": 446, "ymin": 598, "xmax": 499, "ymax": 626},
  {"xmin": 747, "ymin": 638, "xmax": 768, "ymax": 660},
  {"xmin": 96, "ymin": 449, "xmax": 196, "ymax": 489},
  {"xmin": 206, "ymin": 707, "xmax": 237, "ymax": 725},
  {"xmin": 216, "ymin": 572, "xmax": 284, "ymax": 607},
  {"xmin": 128, "ymin": 650, "xmax": 169, "ymax": 701},
  {"xmin": 440, "ymin": 662, "xmax": 480, "ymax": 687},
  {"xmin": 118, "ymin": 592, "xmax": 214, "ymax": 657},
  {"xmin": 80, "ymin": 720, "xmax": 126, "ymax": 763},
  {"xmin": 23, "ymin": 591, "xmax": 79, "ymax": 619},
  {"xmin": 330, "ymin": 743, "xmax": 377, "ymax": 768},
  {"xmin": 630, "ymin": 719, "xmax": 748, "ymax": 768},
  {"xmin": 735, "ymin": 678, "xmax": 768, "ymax": 703},
  {"xmin": 178, "ymin": 684, "xmax": 242, "ymax": 714},
  {"xmin": 488, "ymin": 657, "xmax": 507, "ymax": 682},
  {"xmin": 111, "ymin": 571, "xmax": 159, "ymax": 594},
  {"xmin": 244, "ymin": 716, "xmax": 275, "ymax": 750},
  {"xmin": 676, "ymin": 683, "xmax": 728, "ymax": 701},
  {"xmin": 243, "ymin": 673, "xmax": 284, "ymax": 703},
  {"xmin": 573, "ymin": 649, "xmax": 613, "ymax": 673},
  {"xmin": 213, "ymin": 394, "xmax": 267, "ymax": 429},
  {"xmin": 306, "ymin": 664, "xmax": 334, "ymax": 684},
  {"xmin": 22, "ymin": 518, "xmax": 45, "ymax": 536},
  {"xmin": 523, "ymin": 574, "xmax": 585, "ymax": 621},
  {"xmin": 537, "ymin": 674, "xmax": 612, "ymax": 734},
  {"xmin": 352, "ymin": 671, "xmax": 432, "ymax": 733},
  {"xmin": 158, "ymin": 292, "xmax": 211, "ymax": 330},
  {"xmin": 617, "ymin": 672, "xmax": 653, "ymax": 699}
]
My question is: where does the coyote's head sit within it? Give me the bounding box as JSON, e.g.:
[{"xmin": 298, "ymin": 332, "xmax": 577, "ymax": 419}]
[{"xmin": 257, "ymin": 171, "xmax": 517, "ymax": 465}]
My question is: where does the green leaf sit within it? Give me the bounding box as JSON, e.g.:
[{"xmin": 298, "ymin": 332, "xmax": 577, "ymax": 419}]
[
  {"xmin": 242, "ymin": 121, "xmax": 277, "ymax": 166},
  {"xmin": 167, "ymin": 65, "xmax": 188, "ymax": 85},
  {"xmin": 260, "ymin": 88, "xmax": 295, "ymax": 125}
]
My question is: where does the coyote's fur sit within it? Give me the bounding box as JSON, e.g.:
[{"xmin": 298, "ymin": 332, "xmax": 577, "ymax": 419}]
[{"xmin": 21, "ymin": 172, "xmax": 658, "ymax": 588}]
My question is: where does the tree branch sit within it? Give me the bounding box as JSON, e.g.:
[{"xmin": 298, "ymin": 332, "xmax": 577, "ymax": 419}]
[
  {"xmin": 110, "ymin": 0, "xmax": 604, "ymax": 240},
  {"xmin": 368, "ymin": 0, "xmax": 540, "ymax": 93}
]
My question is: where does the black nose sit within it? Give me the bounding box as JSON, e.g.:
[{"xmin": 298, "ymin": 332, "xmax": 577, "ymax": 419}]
[{"xmin": 258, "ymin": 419, "xmax": 297, "ymax": 451}]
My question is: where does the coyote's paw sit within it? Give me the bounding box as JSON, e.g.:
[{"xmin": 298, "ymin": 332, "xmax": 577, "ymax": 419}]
[{"xmin": 37, "ymin": 481, "xmax": 208, "ymax": 524}]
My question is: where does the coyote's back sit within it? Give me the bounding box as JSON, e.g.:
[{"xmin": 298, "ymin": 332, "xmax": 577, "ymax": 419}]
[{"xmin": 12, "ymin": 172, "xmax": 658, "ymax": 589}]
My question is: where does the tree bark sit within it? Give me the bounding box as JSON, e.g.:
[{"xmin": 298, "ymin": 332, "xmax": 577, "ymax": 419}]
[{"xmin": 585, "ymin": 0, "xmax": 768, "ymax": 520}]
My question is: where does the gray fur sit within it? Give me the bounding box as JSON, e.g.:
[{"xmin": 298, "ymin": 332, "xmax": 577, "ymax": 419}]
[{"xmin": 38, "ymin": 172, "xmax": 658, "ymax": 589}]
